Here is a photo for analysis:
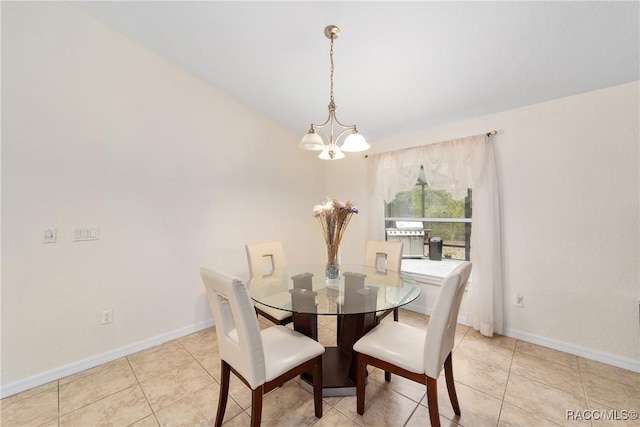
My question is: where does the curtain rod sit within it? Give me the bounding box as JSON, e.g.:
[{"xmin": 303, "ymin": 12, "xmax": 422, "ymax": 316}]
[{"xmin": 363, "ymin": 130, "xmax": 497, "ymax": 159}]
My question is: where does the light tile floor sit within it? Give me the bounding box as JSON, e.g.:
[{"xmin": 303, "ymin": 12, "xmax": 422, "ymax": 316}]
[{"xmin": 2, "ymin": 309, "xmax": 639, "ymax": 427}]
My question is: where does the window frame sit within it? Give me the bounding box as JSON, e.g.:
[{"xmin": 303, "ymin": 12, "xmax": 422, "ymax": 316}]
[{"xmin": 384, "ymin": 184, "xmax": 473, "ymax": 262}]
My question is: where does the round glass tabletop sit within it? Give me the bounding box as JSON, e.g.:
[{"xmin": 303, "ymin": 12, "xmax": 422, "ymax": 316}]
[{"xmin": 247, "ymin": 264, "xmax": 421, "ymax": 316}]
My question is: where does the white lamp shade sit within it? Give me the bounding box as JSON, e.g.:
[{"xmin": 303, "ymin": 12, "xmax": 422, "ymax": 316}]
[
  {"xmin": 319, "ymin": 145, "xmax": 345, "ymax": 160},
  {"xmin": 340, "ymin": 132, "xmax": 370, "ymax": 152},
  {"xmin": 298, "ymin": 132, "xmax": 324, "ymax": 151}
]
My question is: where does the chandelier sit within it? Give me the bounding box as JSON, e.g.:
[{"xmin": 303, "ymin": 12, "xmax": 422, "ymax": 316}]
[{"xmin": 298, "ymin": 25, "xmax": 370, "ymax": 160}]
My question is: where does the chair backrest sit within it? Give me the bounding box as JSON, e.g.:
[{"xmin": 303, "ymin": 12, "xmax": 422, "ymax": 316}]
[
  {"xmin": 200, "ymin": 268, "xmax": 266, "ymax": 388},
  {"xmin": 364, "ymin": 240, "xmax": 403, "ymax": 272},
  {"xmin": 246, "ymin": 241, "xmax": 286, "ymax": 277},
  {"xmin": 423, "ymin": 261, "xmax": 472, "ymax": 379}
]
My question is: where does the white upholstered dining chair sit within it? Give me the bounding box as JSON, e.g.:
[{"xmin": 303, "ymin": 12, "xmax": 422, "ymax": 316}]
[
  {"xmin": 200, "ymin": 268, "xmax": 325, "ymax": 427},
  {"xmin": 245, "ymin": 241, "xmax": 293, "ymax": 325},
  {"xmin": 353, "ymin": 261, "xmax": 472, "ymax": 427},
  {"xmin": 364, "ymin": 240, "xmax": 403, "ymax": 322}
]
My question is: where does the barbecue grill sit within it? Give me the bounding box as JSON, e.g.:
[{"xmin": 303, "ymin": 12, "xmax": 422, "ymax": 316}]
[{"xmin": 386, "ymin": 221, "xmax": 425, "ymax": 258}]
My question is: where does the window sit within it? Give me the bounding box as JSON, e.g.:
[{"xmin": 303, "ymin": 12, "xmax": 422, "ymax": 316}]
[{"xmin": 385, "ymin": 167, "xmax": 472, "ymax": 261}]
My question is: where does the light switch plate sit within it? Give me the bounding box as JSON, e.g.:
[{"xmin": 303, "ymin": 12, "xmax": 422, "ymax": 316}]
[
  {"xmin": 43, "ymin": 228, "xmax": 57, "ymax": 243},
  {"xmin": 72, "ymin": 227, "xmax": 99, "ymax": 241}
]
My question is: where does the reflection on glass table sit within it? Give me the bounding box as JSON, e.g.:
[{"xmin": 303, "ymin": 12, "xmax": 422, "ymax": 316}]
[{"xmin": 247, "ymin": 264, "xmax": 421, "ymax": 396}]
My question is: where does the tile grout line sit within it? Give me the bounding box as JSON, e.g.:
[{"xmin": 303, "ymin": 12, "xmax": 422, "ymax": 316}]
[
  {"xmin": 494, "ymin": 337, "xmax": 517, "ymax": 427},
  {"xmin": 576, "ymin": 358, "xmax": 594, "ymax": 427},
  {"xmin": 176, "ymin": 337, "xmax": 219, "ymax": 383},
  {"xmin": 124, "ymin": 355, "xmax": 159, "ymax": 427},
  {"xmin": 57, "ymin": 380, "xmax": 61, "ymax": 426},
  {"xmin": 174, "ymin": 337, "xmax": 264, "ymax": 424},
  {"xmin": 514, "ymin": 346, "xmax": 581, "ymax": 372},
  {"xmin": 502, "ymin": 344, "xmax": 583, "ymax": 427},
  {"xmin": 458, "ymin": 336, "xmax": 566, "ymax": 427},
  {"xmin": 57, "ymin": 383, "xmax": 142, "ymax": 424},
  {"xmin": 56, "ymin": 359, "xmax": 141, "ymax": 421},
  {"xmin": 401, "ymin": 399, "xmax": 422, "ymax": 427},
  {"xmin": 507, "ymin": 351, "xmax": 587, "ymax": 399}
]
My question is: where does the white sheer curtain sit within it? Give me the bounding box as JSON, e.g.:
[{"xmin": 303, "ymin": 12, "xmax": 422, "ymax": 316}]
[{"xmin": 367, "ymin": 135, "xmax": 503, "ymax": 336}]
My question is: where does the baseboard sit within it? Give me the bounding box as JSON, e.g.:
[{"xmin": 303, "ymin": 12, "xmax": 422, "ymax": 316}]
[
  {"xmin": 504, "ymin": 327, "xmax": 640, "ymax": 373},
  {"xmin": 0, "ymin": 319, "xmax": 214, "ymax": 399},
  {"xmin": 401, "ymin": 305, "xmax": 639, "ymax": 373}
]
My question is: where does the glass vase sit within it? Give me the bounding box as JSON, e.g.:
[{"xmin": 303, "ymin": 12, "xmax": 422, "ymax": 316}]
[{"xmin": 325, "ymin": 243, "xmax": 340, "ymax": 284}]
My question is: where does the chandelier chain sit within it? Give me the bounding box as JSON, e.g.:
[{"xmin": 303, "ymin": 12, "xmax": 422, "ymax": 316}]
[{"xmin": 329, "ymin": 36, "xmax": 335, "ymax": 105}]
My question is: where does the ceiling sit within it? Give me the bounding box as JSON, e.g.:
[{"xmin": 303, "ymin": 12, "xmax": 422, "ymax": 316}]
[{"xmin": 70, "ymin": 1, "xmax": 639, "ymax": 142}]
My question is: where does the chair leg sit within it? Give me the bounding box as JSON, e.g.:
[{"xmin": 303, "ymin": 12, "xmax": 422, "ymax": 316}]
[
  {"xmin": 356, "ymin": 353, "xmax": 366, "ymax": 415},
  {"xmin": 386, "ymin": 306, "xmax": 396, "ymax": 381},
  {"xmin": 250, "ymin": 386, "xmax": 263, "ymax": 427},
  {"xmin": 426, "ymin": 376, "xmax": 440, "ymax": 427},
  {"xmin": 385, "ymin": 309, "xmax": 396, "ymax": 381},
  {"xmin": 313, "ymin": 356, "xmax": 323, "ymax": 418},
  {"xmin": 215, "ymin": 361, "xmax": 231, "ymax": 427},
  {"xmin": 444, "ymin": 353, "xmax": 460, "ymax": 415}
]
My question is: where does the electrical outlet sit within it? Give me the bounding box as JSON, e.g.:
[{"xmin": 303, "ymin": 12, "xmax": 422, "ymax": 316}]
[
  {"xmin": 514, "ymin": 292, "xmax": 524, "ymax": 308},
  {"xmin": 101, "ymin": 309, "xmax": 113, "ymax": 324}
]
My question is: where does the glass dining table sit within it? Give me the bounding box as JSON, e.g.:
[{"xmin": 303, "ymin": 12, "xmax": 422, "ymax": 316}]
[{"xmin": 247, "ymin": 264, "xmax": 421, "ymax": 396}]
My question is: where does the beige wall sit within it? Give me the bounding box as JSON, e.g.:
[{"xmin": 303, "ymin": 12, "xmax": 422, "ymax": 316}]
[
  {"xmin": 327, "ymin": 82, "xmax": 640, "ymax": 369},
  {"xmin": 1, "ymin": 2, "xmax": 325, "ymax": 392}
]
